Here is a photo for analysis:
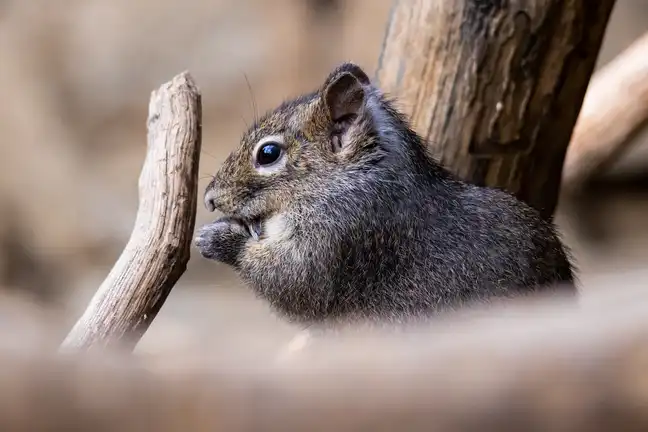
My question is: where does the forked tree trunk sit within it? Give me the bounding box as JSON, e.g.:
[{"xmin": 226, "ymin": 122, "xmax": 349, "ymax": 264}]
[{"xmin": 375, "ymin": 0, "xmax": 617, "ymax": 219}]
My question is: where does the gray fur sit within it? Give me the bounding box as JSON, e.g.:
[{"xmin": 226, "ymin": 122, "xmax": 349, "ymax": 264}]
[{"xmin": 195, "ymin": 62, "xmax": 576, "ymax": 326}]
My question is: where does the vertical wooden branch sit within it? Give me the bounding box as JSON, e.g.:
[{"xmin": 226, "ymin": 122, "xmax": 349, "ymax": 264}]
[
  {"xmin": 60, "ymin": 72, "xmax": 202, "ymax": 352},
  {"xmin": 375, "ymin": 0, "xmax": 616, "ymax": 218}
]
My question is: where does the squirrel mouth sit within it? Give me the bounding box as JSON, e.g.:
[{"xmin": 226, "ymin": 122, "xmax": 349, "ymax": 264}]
[
  {"xmin": 226, "ymin": 212, "xmax": 265, "ymax": 241},
  {"xmin": 241, "ymin": 218, "xmax": 262, "ymax": 241}
]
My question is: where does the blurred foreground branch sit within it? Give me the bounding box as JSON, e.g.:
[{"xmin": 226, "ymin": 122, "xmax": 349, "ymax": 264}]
[
  {"xmin": 2, "ymin": 283, "xmax": 648, "ymax": 431},
  {"xmin": 60, "ymin": 72, "xmax": 202, "ymax": 351},
  {"xmin": 562, "ymin": 31, "xmax": 648, "ymax": 194}
]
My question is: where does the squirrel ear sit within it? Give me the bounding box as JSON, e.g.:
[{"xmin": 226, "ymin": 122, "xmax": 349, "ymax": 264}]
[
  {"xmin": 323, "ymin": 63, "xmax": 371, "ymax": 89},
  {"xmin": 322, "ymin": 63, "xmax": 370, "ymax": 122}
]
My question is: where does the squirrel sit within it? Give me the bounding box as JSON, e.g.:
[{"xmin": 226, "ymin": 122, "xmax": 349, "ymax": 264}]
[{"xmin": 195, "ymin": 62, "xmax": 576, "ymax": 326}]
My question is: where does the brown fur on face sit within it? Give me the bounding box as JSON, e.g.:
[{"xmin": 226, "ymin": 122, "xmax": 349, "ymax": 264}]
[
  {"xmin": 206, "ymin": 93, "xmax": 318, "ymax": 222},
  {"xmin": 204, "ymin": 63, "xmax": 377, "ymax": 225}
]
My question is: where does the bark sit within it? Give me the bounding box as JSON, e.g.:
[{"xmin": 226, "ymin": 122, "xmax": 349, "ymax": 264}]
[
  {"xmin": 562, "ymin": 31, "xmax": 648, "ymax": 193},
  {"xmin": 375, "ymin": 0, "xmax": 616, "ymax": 218},
  {"xmin": 60, "ymin": 72, "xmax": 202, "ymax": 351}
]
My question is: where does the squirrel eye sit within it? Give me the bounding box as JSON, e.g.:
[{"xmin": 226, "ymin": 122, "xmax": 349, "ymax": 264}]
[{"xmin": 255, "ymin": 142, "xmax": 283, "ymax": 166}]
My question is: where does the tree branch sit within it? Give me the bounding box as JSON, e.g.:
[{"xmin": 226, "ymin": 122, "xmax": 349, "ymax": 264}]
[
  {"xmin": 59, "ymin": 72, "xmax": 202, "ymax": 352},
  {"xmin": 3, "ymin": 283, "xmax": 648, "ymax": 431},
  {"xmin": 375, "ymin": 0, "xmax": 616, "ymax": 219},
  {"xmin": 562, "ymin": 31, "xmax": 648, "ymax": 194}
]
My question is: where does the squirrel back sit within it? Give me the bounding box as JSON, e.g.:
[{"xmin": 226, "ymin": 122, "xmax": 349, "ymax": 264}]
[{"xmin": 196, "ymin": 62, "xmax": 576, "ymax": 325}]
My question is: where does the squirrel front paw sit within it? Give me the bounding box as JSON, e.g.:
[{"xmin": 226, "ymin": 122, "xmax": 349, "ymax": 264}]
[{"xmin": 194, "ymin": 216, "xmax": 250, "ymax": 267}]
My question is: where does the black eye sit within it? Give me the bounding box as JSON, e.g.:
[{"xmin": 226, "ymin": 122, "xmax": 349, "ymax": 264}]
[{"xmin": 256, "ymin": 142, "xmax": 283, "ymax": 166}]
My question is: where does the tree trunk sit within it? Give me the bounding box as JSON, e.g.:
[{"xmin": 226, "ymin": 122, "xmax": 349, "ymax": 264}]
[{"xmin": 375, "ymin": 0, "xmax": 617, "ymax": 219}]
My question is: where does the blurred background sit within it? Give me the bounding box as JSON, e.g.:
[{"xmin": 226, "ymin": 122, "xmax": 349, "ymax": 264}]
[{"xmin": 0, "ymin": 0, "xmax": 646, "ymax": 354}]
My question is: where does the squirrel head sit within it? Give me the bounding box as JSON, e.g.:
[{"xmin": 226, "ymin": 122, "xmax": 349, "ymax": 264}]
[{"xmin": 204, "ymin": 62, "xmax": 421, "ymax": 227}]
